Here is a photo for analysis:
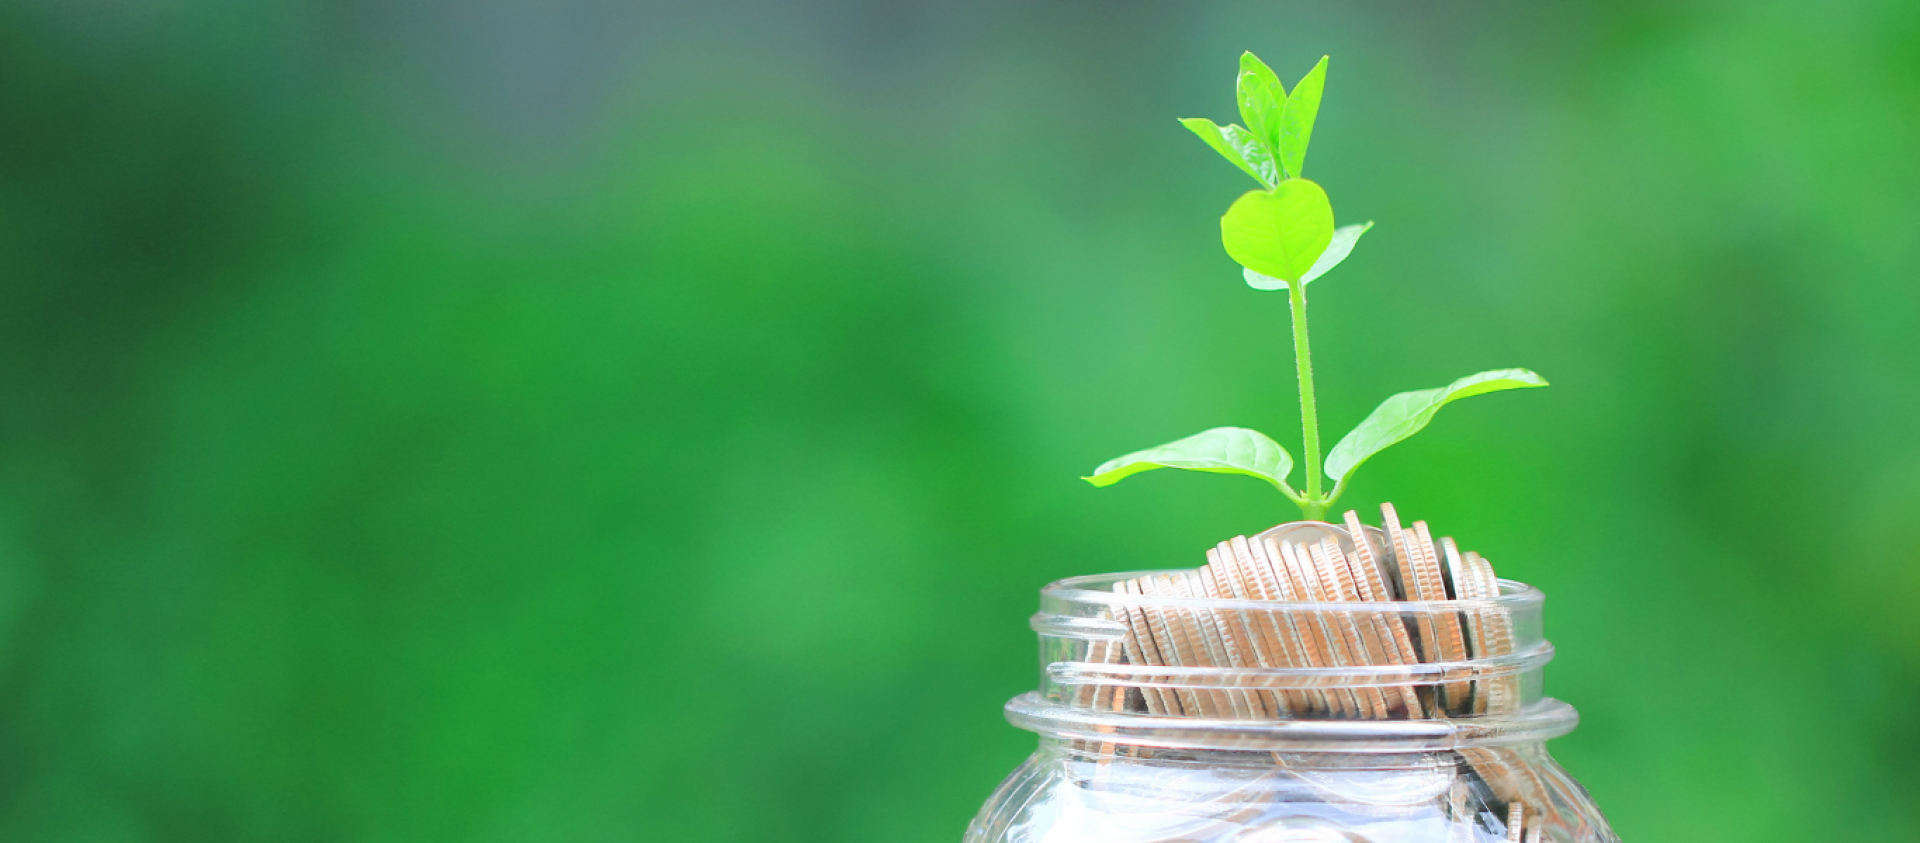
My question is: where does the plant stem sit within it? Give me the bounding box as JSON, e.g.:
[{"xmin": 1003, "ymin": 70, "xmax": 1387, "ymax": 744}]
[{"xmin": 1287, "ymin": 281, "xmax": 1326, "ymax": 521}]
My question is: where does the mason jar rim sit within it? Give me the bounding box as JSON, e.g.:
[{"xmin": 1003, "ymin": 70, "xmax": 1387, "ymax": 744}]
[
  {"xmin": 1043, "ymin": 570, "xmax": 1545, "ymax": 613},
  {"xmin": 1004, "ymin": 692, "xmax": 1580, "ymax": 752}
]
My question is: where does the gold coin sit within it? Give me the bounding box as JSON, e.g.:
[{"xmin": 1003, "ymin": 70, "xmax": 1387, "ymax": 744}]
[
  {"xmin": 1441, "ymin": 537, "xmax": 1487, "ymax": 715},
  {"xmin": 1131, "ymin": 576, "xmax": 1189, "ymax": 717},
  {"xmin": 1252, "ymin": 536, "xmax": 1347, "ymax": 716},
  {"xmin": 1191, "ymin": 571, "xmax": 1254, "ymax": 717},
  {"xmin": 1212, "ymin": 540, "xmax": 1292, "ymax": 718},
  {"xmin": 1341, "ymin": 510, "xmax": 1402, "ymax": 600},
  {"xmin": 1469, "ymin": 551, "xmax": 1518, "ymax": 715},
  {"xmin": 1076, "ymin": 608, "xmax": 1126, "ymax": 711},
  {"xmin": 1462, "ymin": 747, "xmax": 1584, "ymax": 840},
  {"xmin": 1342, "ymin": 510, "xmax": 1427, "ymax": 717},
  {"xmin": 1306, "ymin": 538, "xmax": 1393, "ymax": 719},
  {"xmin": 1115, "ymin": 578, "xmax": 1178, "ymax": 715},
  {"xmin": 1200, "ymin": 552, "xmax": 1280, "ymax": 718},
  {"xmin": 1272, "ymin": 538, "xmax": 1368, "ymax": 717},
  {"xmin": 1377, "ymin": 503, "xmax": 1416, "ymax": 601},
  {"xmin": 1166, "ymin": 571, "xmax": 1232, "ymax": 717},
  {"xmin": 1174, "ymin": 570, "xmax": 1250, "ymax": 718},
  {"xmin": 1441, "ymin": 538, "xmax": 1493, "ymax": 716},
  {"xmin": 1232, "ymin": 535, "xmax": 1322, "ymax": 715},
  {"xmin": 1141, "ymin": 575, "xmax": 1212, "ymax": 717},
  {"xmin": 1322, "ymin": 535, "xmax": 1424, "ymax": 718},
  {"xmin": 1411, "ymin": 521, "xmax": 1472, "ymax": 711},
  {"xmin": 1440, "ymin": 537, "xmax": 1481, "ymax": 651},
  {"xmin": 1142, "ymin": 574, "xmax": 1208, "ymax": 716},
  {"xmin": 1381, "ymin": 504, "xmax": 1449, "ymax": 710}
]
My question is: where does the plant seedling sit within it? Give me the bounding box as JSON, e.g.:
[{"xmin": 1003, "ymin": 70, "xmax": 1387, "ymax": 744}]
[{"xmin": 1085, "ymin": 53, "xmax": 1548, "ymax": 522}]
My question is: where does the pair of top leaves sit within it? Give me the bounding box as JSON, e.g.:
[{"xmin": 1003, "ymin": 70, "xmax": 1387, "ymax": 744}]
[
  {"xmin": 1085, "ymin": 53, "xmax": 1545, "ymax": 510},
  {"xmin": 1184, "ymin": 54, "xmax": 1358, "ymax": 292}
]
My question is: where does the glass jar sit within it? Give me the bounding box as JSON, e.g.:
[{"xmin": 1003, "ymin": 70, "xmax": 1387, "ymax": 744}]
[{"xmin": 966, "ymin": 559, "xmax": 1618, "ymax": 843}]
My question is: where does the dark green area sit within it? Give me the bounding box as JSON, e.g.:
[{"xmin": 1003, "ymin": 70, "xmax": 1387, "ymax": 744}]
[{"xmin": 3, "ymin": 1, "xmax": 1919, "ymax": 840}]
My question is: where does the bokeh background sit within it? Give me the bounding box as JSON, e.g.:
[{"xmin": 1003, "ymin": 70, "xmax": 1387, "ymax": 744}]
[{"xmin": 4, "ymin": 0, "xmax": 1919, "ymax": 840}]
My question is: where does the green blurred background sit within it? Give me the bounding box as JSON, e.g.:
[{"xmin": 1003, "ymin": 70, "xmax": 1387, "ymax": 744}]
[{"xmin": 3, "ymin": 0, "xmax": 1919, "ymax": 840}]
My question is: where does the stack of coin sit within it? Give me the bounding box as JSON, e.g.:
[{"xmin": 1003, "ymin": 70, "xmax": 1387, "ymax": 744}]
[
  {"xmin": 1103, "ymin": 502, "xmax": 1517, "ymax": 722},
  {"xmin": 1092, "ymin": 502, "xmax": 1544, "ymax": 838}
]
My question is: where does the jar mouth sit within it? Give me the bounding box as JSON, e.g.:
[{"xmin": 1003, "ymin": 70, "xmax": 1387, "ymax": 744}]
[
  {"xmin": 1025, "ymin": 565, "xmax": 1560, "ymax": 739},
  {"xmin": 1044, "ymin": 641, "xmax": 1554, "ymax": 690},
  {"xmin": 1043, "ymin": 571, "xmax": 1545, "ymax": 614}
]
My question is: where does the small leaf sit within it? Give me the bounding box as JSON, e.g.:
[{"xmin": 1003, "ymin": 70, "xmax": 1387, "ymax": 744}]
[
  {"xmin": 1236, "ymin": 52, "xmax": 1287, "ymax": 166},
  {"xmin": 1220, "ymin": 179, "xmax": 1335, "ymax": 283},
  {"xmin": 1085, "ymin": 427, "xmax": 1295, "ymax": 491},
  {"xmin": 1278, "ymin": 56, "xmax": 1328, "ymax": 178},
  {"xmin": 1178, "ymin": 118, "xmax": 1278, "ymax": 187},
  {"xmin": 1324, "ymin": 369, "xmax": 1550, "ymax": 483},
  {"xmin": 1243, "ymin": 221, "xmax": 1373, "ymax": 291}
]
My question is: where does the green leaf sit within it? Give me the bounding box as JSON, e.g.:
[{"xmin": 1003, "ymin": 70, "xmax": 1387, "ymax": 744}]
[
  {"xmin": 1178, "ymin": 118, "xmax": 1278, "ymax": 187},
  {"xmin": 1324, "ymin": 369, "xmax": 1550, "ymax": 483},
  {"xmin": 1243, "ymin": 221, "xmax": 1373, "ymax": 291},
  {"xmin": 1236, "ymin": 52, "xmax": 1287, "ymax": 166},
  {"xmin": 1220, "ymin": 179, "xmax": 1334, "ymax": 283},
  {"xmin": 1278, "ymin": 56, "xmax": 1328, "ymax": 178},
  {"xmin": 1084, "ymin": 426, "xmax": 1295, "ymax": 492}
]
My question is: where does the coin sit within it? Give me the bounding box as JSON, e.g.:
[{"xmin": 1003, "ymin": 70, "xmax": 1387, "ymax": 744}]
[
  {"xmin": 1174, "ymin": 570, "xmax": 1248, "ymax": 718},
  {"xmin": 1377, "ymin": 503, "xmax": 1417, "ymax": 602},
  {"xmin": 1342, "ymin": 510, "xmax": 1428, "ymax": 717},
  {"xmin": 1335, "ymin": 539, "xmax": 1427, "ymax": 720},
  {"xmin": 1117, "ymin": 577, "xmax": 1181, "ymax": 716},
  {"xmin": 1271, "ymin": 537, "xmax": 1363, "ymax": 717},
  {"xmin": 1142, "ymin": 575, "xmax": 1213, "ymax": 717},
  {"xmin": 1468, "ymin": 551, "xmax": 1518, "ymax": 715},
  {"xmin": 1380, "ymin": 504, "xmax": 1448, "ymax": 710},
  {"xmin": 1256, "ymin": 536, "xmax": 1351, "ymax": 716},
  {"xmin": 1216, "ymin": 540, "xmax": 1299, "ymax": 719},
  {"xmin": 1076, "ymin": 613, "xmax": 1126, "ymax": 711},
  {"xmin": 1446, "ymin": 779, "xmax": 1470, "ymax": 840},
  {"xmin": 1232, "ymin": 535, "xmax": 1323, "ymax": 715},
  {"xmin": 1109, "ymin": 578, "xmax": 1155, "ymax": 714},
  {"xmin": 1307, "ymin": 538, "xmax": 1393, "ymax": 719},
  {"xmin": 1341, "ymin": 510, "xmax": 1401, "ymax": 600},
  {"xmin": 1441, "ymin": 537, "xmax": 1482, "ymax": 651},
  {"xmin": 1090, "ymin": 504, "xmax": 1529, "ymax": 732},
  {"xmin": 1439, "ymin": 536, "xmax": 1487, "ymax": 715},
  {"xmin": 1412, "ymin": 521, "xmax": 1472, "ymax": 711},
  {"xmin": 1506, "ymin": 802, "xmax": 1525, "ymax": 843},
  {"xmin": 1256, "ymin": 520, "xmax": 1348, "ymax": 550},
  {"xmin": 1201, "ymin": 552, "xmax": 1281, "ymax": 718},
  {"xmin": 1461, "ymin": 747, "xmax": 1583, "ymax": 840}
]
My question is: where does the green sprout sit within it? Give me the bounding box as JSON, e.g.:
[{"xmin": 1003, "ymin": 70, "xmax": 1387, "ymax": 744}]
[{"xmin": 1084, "ymin": 53, "xmax": 1548, "ymax": 522}]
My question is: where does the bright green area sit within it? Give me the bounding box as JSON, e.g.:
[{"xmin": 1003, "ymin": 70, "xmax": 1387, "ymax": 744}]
[{"xmin": 3, "ymin": 2, "xmax": 1920, "ymax": 842}]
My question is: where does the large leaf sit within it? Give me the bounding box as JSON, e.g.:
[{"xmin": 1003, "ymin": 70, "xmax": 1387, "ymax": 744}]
[
  {"xmin": 1085, "ymin": 427, "xmax": 1295, "ymax": 491},
  {"xmin": 1178, "ymin": 118, "xmax": 1278, "ymax": 187},
  {"xmin": 1244, "ymin": 221, "xmax": 1373, "ymax": 291},
  {"xmin": 1324, "ymin": 369, "xmax": 1550, "ymax": 482},
  {"xmin": 1278, "ymin": 56, "xmax": 1328, "ymax": 178},
  {"xmin": 1236, "ymin": 52, "xmax": 1287, "ymax": 164},
  {"xmin": 1220, "ymin": 180, "xmax": 1334, "ymax": 283}
]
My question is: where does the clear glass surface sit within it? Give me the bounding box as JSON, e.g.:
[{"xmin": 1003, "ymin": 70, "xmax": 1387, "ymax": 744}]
[{"xmin": 968, "ymin": 556, "xmax": 1618, "ymax": 843}]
